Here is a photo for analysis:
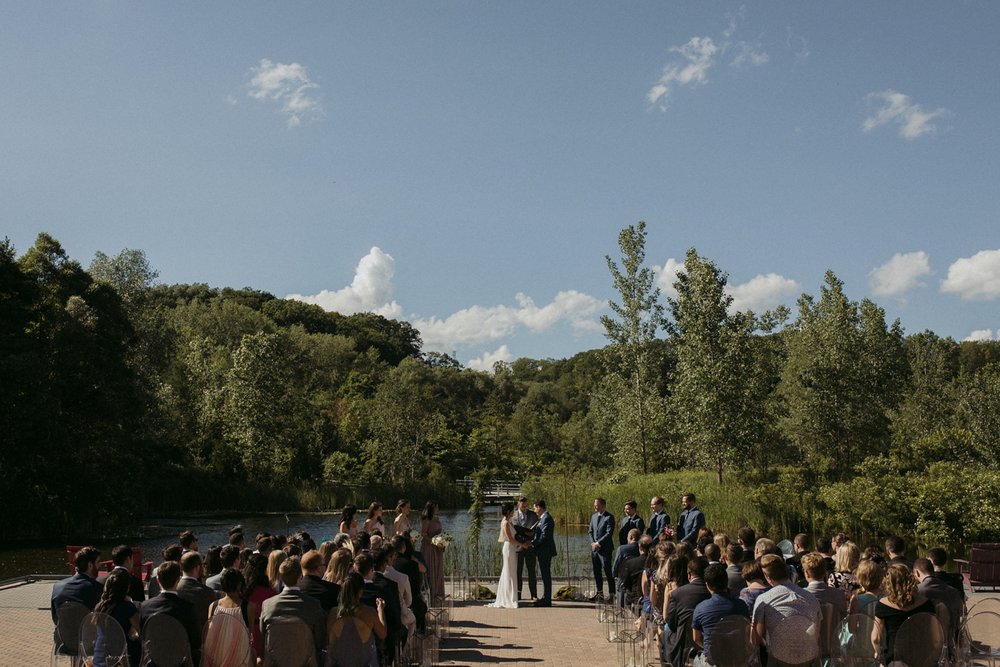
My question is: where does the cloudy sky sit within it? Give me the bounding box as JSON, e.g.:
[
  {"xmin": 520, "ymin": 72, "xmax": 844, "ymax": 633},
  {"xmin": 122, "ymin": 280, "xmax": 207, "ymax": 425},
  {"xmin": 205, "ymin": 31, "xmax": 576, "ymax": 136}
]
[{"xmin": 3, "ymin": 3, "xmax": 999, "ymax": 368}]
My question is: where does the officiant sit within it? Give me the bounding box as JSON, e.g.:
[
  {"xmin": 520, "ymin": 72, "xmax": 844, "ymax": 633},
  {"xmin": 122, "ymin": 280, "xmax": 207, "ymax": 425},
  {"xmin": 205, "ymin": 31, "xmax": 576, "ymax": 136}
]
[{"xmin": 511, "ymin": 496, "xmax": 538, "ymax": 602}]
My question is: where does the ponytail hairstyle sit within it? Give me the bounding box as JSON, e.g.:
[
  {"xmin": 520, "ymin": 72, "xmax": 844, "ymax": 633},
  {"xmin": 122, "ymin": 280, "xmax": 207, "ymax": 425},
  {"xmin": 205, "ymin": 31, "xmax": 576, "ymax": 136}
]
[
  {"xmin": 337, "ymin": 571, "xmax": 365, "ymax": 619},
  {"xmin": 95, "ymin": 570, "xmax": 130, "ymax": 614}
]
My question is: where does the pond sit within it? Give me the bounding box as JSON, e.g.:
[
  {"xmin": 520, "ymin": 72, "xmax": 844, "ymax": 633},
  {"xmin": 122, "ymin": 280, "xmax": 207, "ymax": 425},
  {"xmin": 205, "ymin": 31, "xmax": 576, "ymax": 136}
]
[{"xmin": 0, "ymin": 507, "xmax": 597, "ymax": 581}]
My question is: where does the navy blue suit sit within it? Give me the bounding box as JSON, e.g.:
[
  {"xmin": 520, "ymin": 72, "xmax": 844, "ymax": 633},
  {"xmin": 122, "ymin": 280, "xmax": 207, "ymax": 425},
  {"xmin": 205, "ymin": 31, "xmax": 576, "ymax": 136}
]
[
  {"xmin": 532, "ymin": 511, "xmax": 556, "ymax": 603},
  {"xmin": 619, "ymin": 513, "xmax": 645, "ymax": 547},
  {"xmin": 677, "ymin": 507, "xmax": 705, "ymax": 545},
  {"xmin": 589, "ymin": 511, "xmax": 615, "ymax": 597},
  {"xmin": 647, "ymin": 510, "xmax": 671, "ymax": 544},
  {"xmin": 51, "ymin": 572, "xmax": 102, "ymax": 624}
]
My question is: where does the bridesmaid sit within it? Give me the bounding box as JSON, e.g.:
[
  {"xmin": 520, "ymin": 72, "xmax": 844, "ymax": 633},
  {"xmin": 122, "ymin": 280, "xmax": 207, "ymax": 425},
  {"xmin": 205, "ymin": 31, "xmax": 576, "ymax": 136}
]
[
  {"xmin": 393, "ymin": 499, "xmax": 412, "ymax": 536},
  {"xmin": 420, "ymin": 501, "xmax": 445, "ymax": 599}
]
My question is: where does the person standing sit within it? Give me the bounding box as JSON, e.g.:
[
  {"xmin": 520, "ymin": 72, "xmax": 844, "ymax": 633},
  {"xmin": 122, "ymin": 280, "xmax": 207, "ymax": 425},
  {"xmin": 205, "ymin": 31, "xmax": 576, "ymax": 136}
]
[
  {"xmin": 589, "ymin": 498, "xmax": 615, "ymax": 600},
  {"xmin": 619, "ymin": 500, "xmax": 645, "ymax": 548},
  {"xmin": 511, "ymin": 496, "xmax": 538, "ymax": 602},
  {"xmin": 647, "ymin": 497, "xmax": 671, "ymax": 544},
  {"xmin": 531, "ymin": 499, "xmax": 556, "ymax": 607},
  {"xmin": 420, "ymin": 501, "xmax": 445, "ymax": 599},
  {"xmin": 677, "ymin": 493, "xmax": 705, "ymax": 546}
]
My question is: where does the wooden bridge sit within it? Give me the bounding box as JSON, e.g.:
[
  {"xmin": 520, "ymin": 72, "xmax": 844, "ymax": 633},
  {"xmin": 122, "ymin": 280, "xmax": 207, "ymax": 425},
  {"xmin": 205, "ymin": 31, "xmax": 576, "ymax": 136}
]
[{"xmin": 456, "ymin": 478, "xmax": 524, "ymax": 501}]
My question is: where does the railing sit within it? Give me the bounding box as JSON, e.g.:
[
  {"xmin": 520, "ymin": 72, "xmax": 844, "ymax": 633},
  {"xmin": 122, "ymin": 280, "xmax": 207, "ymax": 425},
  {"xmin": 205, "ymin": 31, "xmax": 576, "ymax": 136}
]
[{"xmin": 455, "ymin": 478, "xmax": 523, "ymax": 500}]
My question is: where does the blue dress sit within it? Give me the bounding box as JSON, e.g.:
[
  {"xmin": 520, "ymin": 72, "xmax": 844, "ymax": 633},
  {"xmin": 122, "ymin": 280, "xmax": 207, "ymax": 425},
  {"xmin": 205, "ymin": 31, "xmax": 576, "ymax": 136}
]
[{"xmin": 328, "ymin": 618, "xmax": 378, "ymax": 667}]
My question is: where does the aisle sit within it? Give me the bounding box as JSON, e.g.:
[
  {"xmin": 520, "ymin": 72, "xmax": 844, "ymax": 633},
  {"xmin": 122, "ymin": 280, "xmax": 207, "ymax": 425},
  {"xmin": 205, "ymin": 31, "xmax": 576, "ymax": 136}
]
[{"xmin": 439, "ymin": 599, "xmax": 621, "ymax": 665}]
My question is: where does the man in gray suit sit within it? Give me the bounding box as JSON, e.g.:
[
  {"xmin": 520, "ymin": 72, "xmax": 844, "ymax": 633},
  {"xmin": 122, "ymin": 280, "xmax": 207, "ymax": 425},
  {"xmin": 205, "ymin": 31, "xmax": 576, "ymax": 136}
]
[
  {"xmin": 205, "ymin": 545, "xmax": 241, "ymax": 592},
  {"xmin": 176, "ymin": 551, "xmax": 218, "ymax": 637},
  {"xmin": 511, "ymin": 496, "xmax": 538, "ymax": 602},
  {"xmin": 260, "ymin": 557, "xmax": 326, "ymax": 652},
  {"xmin": 914, "ymin": 557, "xmax": 963, "ymax": 649}
]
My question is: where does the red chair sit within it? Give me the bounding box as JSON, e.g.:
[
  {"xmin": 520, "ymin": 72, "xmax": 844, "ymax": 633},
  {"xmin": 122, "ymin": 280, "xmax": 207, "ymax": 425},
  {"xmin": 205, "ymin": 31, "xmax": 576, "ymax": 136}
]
[{"xmin": 954, "ymin": 544, "xmax": 1000, "ymax": 592}]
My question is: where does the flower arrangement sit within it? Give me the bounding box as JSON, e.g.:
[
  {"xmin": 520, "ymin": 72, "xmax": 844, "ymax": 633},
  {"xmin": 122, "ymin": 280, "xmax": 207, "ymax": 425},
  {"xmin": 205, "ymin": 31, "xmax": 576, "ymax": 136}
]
[
  {"xmin": 431, "ymin": 532, "xmax": 454, "ymax": 549},
  {"xmin": 409, "ymin": 530, "xmax": 421, "ymax": 543}
]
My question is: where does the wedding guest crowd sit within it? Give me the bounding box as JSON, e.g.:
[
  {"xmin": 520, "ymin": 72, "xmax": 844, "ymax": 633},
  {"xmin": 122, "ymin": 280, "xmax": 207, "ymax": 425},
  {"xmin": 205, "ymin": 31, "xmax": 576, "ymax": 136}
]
[{"xmin": 53, "ymin": 500, "xmax": 445, "ymax": 666}]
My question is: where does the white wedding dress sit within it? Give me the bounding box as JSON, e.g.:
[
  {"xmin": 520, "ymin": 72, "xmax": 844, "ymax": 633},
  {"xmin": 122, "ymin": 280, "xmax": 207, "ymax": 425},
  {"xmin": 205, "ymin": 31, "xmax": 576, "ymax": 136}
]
[{"xmin": 487, "ymin": 517, "xmax": 518, "ymax": 609}]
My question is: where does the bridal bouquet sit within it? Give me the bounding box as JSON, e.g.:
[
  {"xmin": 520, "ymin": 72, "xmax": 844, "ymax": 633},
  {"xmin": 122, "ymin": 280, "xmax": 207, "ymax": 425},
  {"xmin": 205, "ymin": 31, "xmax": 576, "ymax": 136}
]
[{"xmin": 431, "ymin": 533, "xmax": 454, "ymax": 549}]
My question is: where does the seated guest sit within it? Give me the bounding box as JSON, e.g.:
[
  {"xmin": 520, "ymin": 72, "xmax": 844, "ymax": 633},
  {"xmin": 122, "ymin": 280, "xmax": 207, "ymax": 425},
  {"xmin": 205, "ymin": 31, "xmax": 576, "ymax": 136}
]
[
  {"xmin": 229, "ymin": 531, "xmax": 246, "ymax": 550},
  {"xmin": 713, "ymin": 533, "xmax": 731, "ymax": 550},
  {"xmin": 300, "ymin": 550, "xmax": 340, "ymax": 613},
  {"xmin": 382, "ymin": 544, "xmax": 418, "ymax": 640},
  {"xmin": 619, "ymin": 535, "xmax": 652, "ymax": 608},
  {"xmin": 885, "ymin": 536, "xmax": 912, "ymax": 567},
  {"xmin": 828, "ymin": 541, "xmax": 861, "ymax": 593},
  {"xmin": 737, "ymin": 527, "xmax": 756, "ymax": 563},
  {"xmin": 816, "ymin": 537, "xmax": 836, "ymax": 574},
  {"xmin": 659, "ymin": 553, "xmax": 689, "ymax": 621},
  {"xmin": 267, "ymin": 550, "xmax": 287, "ymax": 591},
  {"xmin": 204, "ymin": 546, "xmax": 223, "ymax": 579},
  {"xmin": 751, "ymin": 554, "xmax": 821, "ymax": 665},
  {"xmin": 613, "ymin": 528, "xmax": 641, "ymax": 587},
  {"xmin": 202, "ymin": 569, "xmax": 253, "ymax": 667},
  {"xmin": 724, "ymin": 544, "xmax": 747, "ymax": 594},
  {"xmin": 872, "ymin": 564, "xmax": 935, "ymax": 664},
  {"xmin": 854, "ymin": 559, "xmax": 884, "ymax": 614},
  {"xmin": 327, "ymin": 572, "xmax": 386, "ymax": 667},
  {"xmin": 787, "ymin": 534, "xmax": 810, "ymax": 586},
  {"xmin": 926, "ymin": 547, "xmax": 966, "ymax": 600},
  {"xmin": 391, "ymin": 535, "xmax": 427, "ymax": 633},
  {"xmin": 692, "ymin": 563, "xmax": 750, "ymax": 666},
  {"xmin": 177, "ymin": 551, "xmax": 218, "ymax": 635},
  {"xmin": 802, "ymin": 552, "xmax": 850, "ymax": 619},
  {"xmin": 661, "ymin": 557, "xmax": 710, "ymax": 667},
  {"xmin": 141, "ymin": 561, "xmax": 202, "ymax": 665},
  {"xmin": 207, "ymin": 545, "xmax": 242, "ymax": 592},
  {"xmin": 260, "ymin": 557, "xmax": 326, "ymax": 654},
  {"xmin": 832, "ymin": 532, "xmax": 850, "ymax": 553},
  {"xmin": 738, "ymin": 559, "xmax": 770, "ymax": 610},
  {"xmin": 95, "ymin": 570, "xmax": 141, "ymax": 666},
  {"xmin": 913, "ymin": 558, "xmax": 963, "ymax": 642},
  {"xmin": 754, "ymin": 538, "xmax": 778, "ymax": 559},
  {"xmin": 325, "ymin": 548, "xmax": 354, "ymax": 586},
  {"xmin": 256, "ymin": 535, "xmax": 275, "ymax": 557},
  {"xmin": 648, "ymin": 541, "xmax": 677, "ymax": 622},
  {"xmin": 702, "ymin": 543, "xmax": 721, "ymax": 565},
  {"xmin": 179, "ymin": 530, "xmax": 199, "ymax": 553},
  {"xmin": 369, "ymin": 547, "xmax": 405, "ymax": 662},
  {"xmin": 51, "ymin": 546, "xmax": 103, "ymax": 624},
  {"xmin": 147, "ymin": 544, "xmax": 183, "ymax": 597},
  {"xmin": 97, "ymin": 544, "xmax": 145, "ymax": 602},
  {"xmin": 241, "ymin": 553, "xmax": 276, "ymax": 660},
  {"xmin": 331, "ymin": 532, "xmax": 354, "ymax": 555}
]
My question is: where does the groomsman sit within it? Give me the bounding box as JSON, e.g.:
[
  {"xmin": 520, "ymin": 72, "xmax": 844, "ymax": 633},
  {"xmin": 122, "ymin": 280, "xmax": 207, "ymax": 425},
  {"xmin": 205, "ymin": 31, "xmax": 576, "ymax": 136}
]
[
  {"xmin": 589, "ymin": 498, "xmax": 615, "ymax": 600},
  {"xmin": 619, "ymin": 500, "xmax": 645, "ymax": 547},
  {"xmin": 647, "ymin": 496, "xmax": 671, "ymax": 544},
  {"xmin": 512, "ymin": 496, "xmax": 538, "ymax": 602}
]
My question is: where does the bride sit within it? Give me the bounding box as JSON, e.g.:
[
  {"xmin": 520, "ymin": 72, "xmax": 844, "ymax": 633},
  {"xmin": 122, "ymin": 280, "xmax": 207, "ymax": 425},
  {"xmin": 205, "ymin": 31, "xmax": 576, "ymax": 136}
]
[{"xmin": 487, "ymin": 501, "xmax": 519, "ymax": 609}]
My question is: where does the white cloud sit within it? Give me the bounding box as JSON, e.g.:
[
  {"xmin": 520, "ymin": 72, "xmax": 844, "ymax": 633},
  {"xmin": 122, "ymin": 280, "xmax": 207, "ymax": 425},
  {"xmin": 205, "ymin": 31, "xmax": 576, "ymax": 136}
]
[
  {"xmin": 247, "ymin": 59, "xmax": 322, "ymax": 128},
  {"xmin": 941, "ymin": 249, "xmax": 1000, "ymax": 300},
  {"xmin": 964, "ymin": 329, "xmax": 996, "ymax": 342},
  {"xmin": 647, "ymin": 11, "xmax": 769, "ymax": 111},
  {"xmin": 654, "ymin": 258, "xmax": 686, "ymax": 299},
  {"xmin": 647, "ymin": 37, "xmax": 719, "ymax": 111},
  {"xmin": 729, "ymin": 41, "xmax": 770, "ymax": 68},
  {"xmin": 467, "ymin": 345, "xmax": 513, "ymax": 371},
  {"xmin": 287, "ymin": 247, "xmax": 402, "ymax": 318},
  {"xmin": 863, "ymin": 90, "xmax": 949, "ymax": 140},
  {"xmin": 727, "ymin": 273, "xmax": 800, "ymax": 313},
  {"xmin": 413, "ymin": 290, "xmax": 604, "ymax": 351},
  {"xmin": 868, "ymin": 251, "xmax": 932, "ymax": 297}
]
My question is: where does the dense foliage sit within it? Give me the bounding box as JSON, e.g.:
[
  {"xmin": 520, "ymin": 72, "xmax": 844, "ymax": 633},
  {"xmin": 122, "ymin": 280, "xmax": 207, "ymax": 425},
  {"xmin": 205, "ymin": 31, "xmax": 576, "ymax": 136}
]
[{"xmin": 2, "ymin": 231, "xmax": 999, "ymax": 549}]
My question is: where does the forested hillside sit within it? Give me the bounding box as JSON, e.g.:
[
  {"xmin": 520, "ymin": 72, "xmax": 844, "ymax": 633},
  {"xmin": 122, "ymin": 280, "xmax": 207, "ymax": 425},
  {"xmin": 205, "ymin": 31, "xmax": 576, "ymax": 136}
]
[{"xmin": 2, "ymin": 231, "xmax": 999, "ymax": 547}]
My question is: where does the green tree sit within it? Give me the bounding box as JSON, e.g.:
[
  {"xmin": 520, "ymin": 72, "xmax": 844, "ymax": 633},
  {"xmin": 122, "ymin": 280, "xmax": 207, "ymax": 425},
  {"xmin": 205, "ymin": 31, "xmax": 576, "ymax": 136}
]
[
  {"xmin": 778, "ymin": 271, "xmax": 906, "ymax": 473},
  {"xmin": 601, "ymin": 221, "xmax": 667, "ymax": 473},
  {"xmin": 667, "ymin": 249, "xmax": 762, "ymax": 483}
]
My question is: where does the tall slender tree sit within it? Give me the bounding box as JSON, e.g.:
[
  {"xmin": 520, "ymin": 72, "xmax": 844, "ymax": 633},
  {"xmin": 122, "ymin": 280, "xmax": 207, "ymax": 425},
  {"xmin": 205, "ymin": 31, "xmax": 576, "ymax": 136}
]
[{"xmin": 601, "ymin": 222, "xmax": 666, "ymax": 473}]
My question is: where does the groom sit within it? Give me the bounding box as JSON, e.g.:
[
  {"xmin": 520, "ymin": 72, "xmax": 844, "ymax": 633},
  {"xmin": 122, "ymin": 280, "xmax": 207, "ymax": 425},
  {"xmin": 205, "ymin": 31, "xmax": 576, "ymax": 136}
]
[{"xmin": 531, "ymin": 499, "xmax": 556, "ymax": 607}]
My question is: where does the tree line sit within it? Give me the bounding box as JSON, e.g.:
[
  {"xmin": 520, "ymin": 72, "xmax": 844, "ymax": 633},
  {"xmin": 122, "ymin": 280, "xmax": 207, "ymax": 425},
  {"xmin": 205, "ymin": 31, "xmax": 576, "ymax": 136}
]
[{"xmin": 2, "ymin": 230, "xmax": 998, "ymax": 547}]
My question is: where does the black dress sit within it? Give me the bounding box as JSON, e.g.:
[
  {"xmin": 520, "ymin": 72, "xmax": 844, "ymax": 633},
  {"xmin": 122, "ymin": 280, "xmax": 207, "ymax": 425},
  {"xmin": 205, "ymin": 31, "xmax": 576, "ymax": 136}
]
[{"xmin": 874, "ymin": 598, "xmax": 935, "ymax": 662}]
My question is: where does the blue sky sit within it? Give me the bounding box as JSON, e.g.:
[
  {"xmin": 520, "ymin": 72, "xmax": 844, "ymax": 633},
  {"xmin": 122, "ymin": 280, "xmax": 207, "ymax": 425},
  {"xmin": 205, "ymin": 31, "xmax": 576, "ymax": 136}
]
[{"xmin": 3, "ymin": 2, "xmax": 999, "ymax": 368}]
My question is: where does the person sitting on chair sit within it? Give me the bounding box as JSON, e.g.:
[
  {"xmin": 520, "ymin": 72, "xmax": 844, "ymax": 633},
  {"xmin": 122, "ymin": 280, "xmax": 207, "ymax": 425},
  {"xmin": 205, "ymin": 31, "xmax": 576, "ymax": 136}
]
[
  {"xmin": 692, "ymin": 563, "xmax": 750, "ymax": 666},
  {"xmin": 141, "ymin": 561, "xmax": 203, "ymax": 665},
  {"xmin": 52, "ymin": 546, "xmax": 103, "ymax": 623}
]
